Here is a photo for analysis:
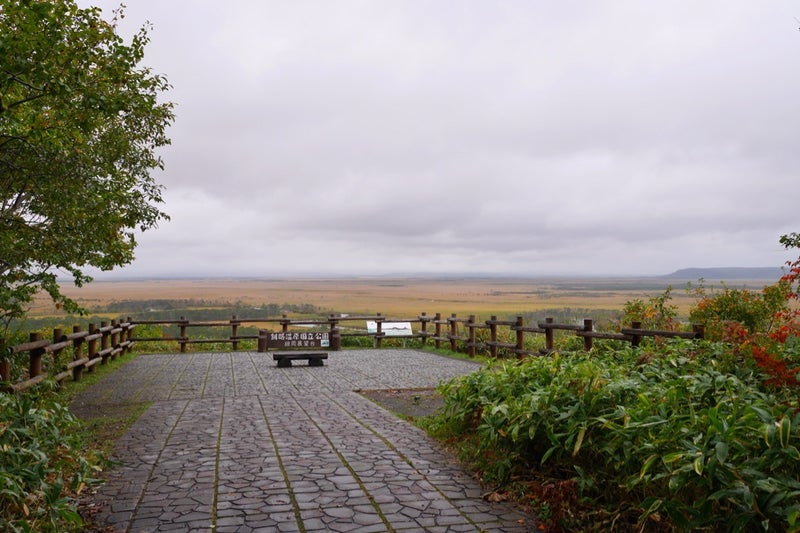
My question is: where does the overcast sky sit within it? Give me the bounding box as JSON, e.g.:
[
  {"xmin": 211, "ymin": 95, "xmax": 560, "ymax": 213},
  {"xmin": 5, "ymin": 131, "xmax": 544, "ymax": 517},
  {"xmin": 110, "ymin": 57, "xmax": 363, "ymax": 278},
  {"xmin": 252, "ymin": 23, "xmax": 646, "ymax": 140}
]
[{"xmin": 82, "ymin": 1, "xmax": 799, "ymax": 279}]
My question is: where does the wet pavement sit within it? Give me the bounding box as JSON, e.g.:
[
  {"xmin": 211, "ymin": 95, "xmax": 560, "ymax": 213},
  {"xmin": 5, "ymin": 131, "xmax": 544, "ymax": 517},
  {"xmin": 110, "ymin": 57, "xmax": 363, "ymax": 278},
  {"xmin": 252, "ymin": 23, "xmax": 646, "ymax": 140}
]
[{"xmin": 73, "ymin": 350, "xmax": 539, "ymax": 532}]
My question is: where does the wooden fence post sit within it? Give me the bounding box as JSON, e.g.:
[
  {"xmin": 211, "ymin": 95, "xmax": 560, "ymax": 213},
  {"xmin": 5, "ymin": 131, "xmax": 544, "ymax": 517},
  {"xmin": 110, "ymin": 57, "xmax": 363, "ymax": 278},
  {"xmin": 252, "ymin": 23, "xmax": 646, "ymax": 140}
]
[
  {"xmin": 375, "ymin": 313, "xmax": 383, "ymax": 348},
  {"xmin": 128, "ymin": 316, "xmax": 135, "ymax": 353},
  {"xmin": 434, "ymin": 312, "xmax": 442, "ymax": 349},
  {"xmin": 100, "ymin": 321, "xmax": 111, "ymax": 363},
  {"xmin": 281, "ymin": 315, "xmax": 289, "ymax": 333},
  {"xmin": 515, "ymin": 316, "xmax": 524, "ymax": 360},
  {"xmin": 544, "ymin": 317, "xmax": 555, "ymax": 352},
  {"xmin": 110, "ymin": 320, "xmax": 119, "ymax": 360},
  {"xmin": 489, "ymin": 315, "xmax": 498, "ymax": 358},
  {"xmin": 87, "ymin": 323, "xmax": 97, "ymax": 372},
  {"xmin": 72, "ymin": 325, "xmax": 85, "ymax": 381},
  {"xmin": 30, "ymin": 332, "xmax": 44, "ymax": 378},
  {"xmin": 179, "ymin": 317, "xmax": 187, "ymax": 353},
  {"xmin": 257, "ymin": 329, "xmax": 267, "ymax": 352},
  {"xmin": 328, "ymin": 315, "xmax": 340, "ymax": 351},
  {"xmin": 583, "ymin": 319, "xmax": 593, "ymax": 351},
  {"xmin": 630, "ymin": 321, "xmax": 642, "ymax": 347},
  {"xmin": 692, "ymin": 324, "xmax": 705, "ymax": 339},
  {"xmin": 419, "ymin": 312, "xmax": 428, "ymax": 346},
  {"xmin": 122, "ymin": 317, "xmax": 130, "ymax": 354},
  {"xmin": 331, "ymin": 326, "xmax": 341, "ymax": 351},
  {"xmin": 231, "ymin": 315, "xmax": 239, "ymax": 351},
  {"xmin": 467, "ymin": 315, "xmax": 476, "ymax": 358},
  {"xmin": 449, "ymin": 314, "xmax": 458, "ymax": 352},
  {"xmin": 120, "ymin": 322, "xmax": 128, "ymax": 355}
]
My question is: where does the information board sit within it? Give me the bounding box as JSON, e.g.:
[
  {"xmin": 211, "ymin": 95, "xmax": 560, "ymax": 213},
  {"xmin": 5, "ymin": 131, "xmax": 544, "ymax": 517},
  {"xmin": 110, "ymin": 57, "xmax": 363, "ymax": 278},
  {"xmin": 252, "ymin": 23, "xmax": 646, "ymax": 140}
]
[{"xmin": 366, "ymin": 321, "xmax": 413, "ymax": 337}]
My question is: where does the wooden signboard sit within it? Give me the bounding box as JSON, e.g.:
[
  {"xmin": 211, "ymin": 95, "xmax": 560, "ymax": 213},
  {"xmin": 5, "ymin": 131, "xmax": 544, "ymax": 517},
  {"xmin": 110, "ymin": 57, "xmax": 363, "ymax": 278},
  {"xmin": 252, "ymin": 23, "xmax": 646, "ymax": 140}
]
[{"xmin": 268, "ymin": 331, "xmax": 330, "ymax": 349}]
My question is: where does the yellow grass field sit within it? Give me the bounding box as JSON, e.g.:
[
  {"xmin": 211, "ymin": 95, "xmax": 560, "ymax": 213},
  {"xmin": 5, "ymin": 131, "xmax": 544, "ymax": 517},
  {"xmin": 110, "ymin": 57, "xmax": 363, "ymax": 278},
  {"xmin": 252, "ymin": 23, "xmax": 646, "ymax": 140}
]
[{"xmin": 32, "ymin": 276, "xmax": 771, "ymax": 320}]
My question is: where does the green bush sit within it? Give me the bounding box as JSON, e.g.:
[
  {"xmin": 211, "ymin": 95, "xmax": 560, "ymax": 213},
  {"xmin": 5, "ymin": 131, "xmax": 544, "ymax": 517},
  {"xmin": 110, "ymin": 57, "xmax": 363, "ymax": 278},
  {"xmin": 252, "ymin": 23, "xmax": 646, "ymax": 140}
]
[
  {"xmin": 621, "ymin": 287, "xmax": 679, "ymax": 330},
  {"xmin": 688, "ymin": 281, "xmax": 790, "ymax": 339},
  {"xmin": 426, "ymin": 340, "xmax": 800, "ymax": 531},
  {"xmin": 0, "ymin": 383, "xmax": 103, "ymax": 532}
]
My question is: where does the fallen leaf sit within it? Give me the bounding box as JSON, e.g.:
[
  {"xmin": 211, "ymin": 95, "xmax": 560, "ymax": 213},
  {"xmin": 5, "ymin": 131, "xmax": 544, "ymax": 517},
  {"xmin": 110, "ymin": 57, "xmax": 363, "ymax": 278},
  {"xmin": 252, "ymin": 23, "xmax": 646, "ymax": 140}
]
[{"xmin": 483, "ymin": 491, "xmax": 508, "ymax": 502}]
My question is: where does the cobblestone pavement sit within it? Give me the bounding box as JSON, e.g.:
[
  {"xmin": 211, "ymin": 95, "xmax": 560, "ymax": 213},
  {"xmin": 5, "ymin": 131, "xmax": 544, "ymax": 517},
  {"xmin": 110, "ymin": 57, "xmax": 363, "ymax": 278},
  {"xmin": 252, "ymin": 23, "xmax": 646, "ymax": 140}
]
[{"xmin": 73, "ymin": 350, "xmax": 539, "ymax": 532}]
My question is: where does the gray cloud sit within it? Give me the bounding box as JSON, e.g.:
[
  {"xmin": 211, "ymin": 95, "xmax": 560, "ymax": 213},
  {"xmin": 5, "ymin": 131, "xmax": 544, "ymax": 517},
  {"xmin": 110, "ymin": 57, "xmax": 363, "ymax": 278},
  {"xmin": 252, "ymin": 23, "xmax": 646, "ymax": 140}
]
[{"xmin": 79, "ymin": 0, "xmax": 800, "ymax": 279}]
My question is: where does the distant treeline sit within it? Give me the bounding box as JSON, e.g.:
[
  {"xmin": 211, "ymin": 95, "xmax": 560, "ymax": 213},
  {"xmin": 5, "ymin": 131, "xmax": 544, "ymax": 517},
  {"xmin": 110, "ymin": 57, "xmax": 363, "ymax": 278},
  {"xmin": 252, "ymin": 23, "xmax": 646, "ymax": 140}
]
[
  {"xmin": 97, "ymin": 300, "xmax": 325, "ymax": 321},
  {"xmin": 9, "ymin": 301, "xmax": 328, "ymax": 336}
]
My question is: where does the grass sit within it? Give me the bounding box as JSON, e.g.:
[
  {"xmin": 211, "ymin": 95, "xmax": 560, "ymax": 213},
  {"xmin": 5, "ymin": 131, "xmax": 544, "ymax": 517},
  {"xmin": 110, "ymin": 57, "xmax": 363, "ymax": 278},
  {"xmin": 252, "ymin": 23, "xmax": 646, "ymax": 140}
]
[{"xmin": 54, "ymin": 349, "xmax": 151, "ymax": 456}]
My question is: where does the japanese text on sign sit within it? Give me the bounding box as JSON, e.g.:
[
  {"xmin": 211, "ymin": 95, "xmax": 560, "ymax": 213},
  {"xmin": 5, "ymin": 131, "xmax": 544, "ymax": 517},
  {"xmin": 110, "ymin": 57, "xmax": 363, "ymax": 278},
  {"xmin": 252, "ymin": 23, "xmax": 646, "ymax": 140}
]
[{"xmin": 268, "ymin": 331, "xmax": 330, "ymax": 348}]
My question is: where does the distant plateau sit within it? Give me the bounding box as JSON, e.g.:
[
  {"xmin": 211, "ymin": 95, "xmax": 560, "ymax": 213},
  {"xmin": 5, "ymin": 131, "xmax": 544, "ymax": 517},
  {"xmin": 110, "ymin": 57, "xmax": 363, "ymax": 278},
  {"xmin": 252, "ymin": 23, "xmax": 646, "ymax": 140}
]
[{"xmin": 662, "ymin": 267, "xmax": 783, "ymax": 280}]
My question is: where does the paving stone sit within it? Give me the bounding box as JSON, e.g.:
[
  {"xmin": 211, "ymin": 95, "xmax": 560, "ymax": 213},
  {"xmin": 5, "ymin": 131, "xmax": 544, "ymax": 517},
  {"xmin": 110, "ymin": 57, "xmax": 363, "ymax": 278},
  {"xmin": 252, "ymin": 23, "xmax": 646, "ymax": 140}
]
[{"xmin": 74, "ymin": 350, "xmax": 540, "ymax": 532}]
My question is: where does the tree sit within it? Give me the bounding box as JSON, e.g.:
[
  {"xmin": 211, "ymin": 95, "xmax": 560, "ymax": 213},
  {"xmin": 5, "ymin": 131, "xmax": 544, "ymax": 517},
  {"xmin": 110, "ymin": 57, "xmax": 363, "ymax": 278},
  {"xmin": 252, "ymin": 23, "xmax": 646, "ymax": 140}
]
[{"xmin": 0, "ymin": 0, "xmax": 174, "ymax": 328}]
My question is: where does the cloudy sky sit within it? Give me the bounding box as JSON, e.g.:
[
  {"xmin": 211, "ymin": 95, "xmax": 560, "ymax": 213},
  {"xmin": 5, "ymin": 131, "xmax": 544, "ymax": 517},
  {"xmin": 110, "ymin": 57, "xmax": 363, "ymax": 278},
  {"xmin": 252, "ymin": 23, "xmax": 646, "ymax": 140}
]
[{"xmin": 83, "ymin": 1, "xmax": 799, "ymax": 278}]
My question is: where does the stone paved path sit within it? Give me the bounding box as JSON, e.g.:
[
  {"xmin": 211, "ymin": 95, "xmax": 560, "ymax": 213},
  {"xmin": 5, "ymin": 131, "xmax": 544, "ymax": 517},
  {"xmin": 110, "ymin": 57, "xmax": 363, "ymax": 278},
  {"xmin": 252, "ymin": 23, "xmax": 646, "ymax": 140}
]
[{"xmin": 72, "ymin": 350, "xmax": 539, "ymax": 532}]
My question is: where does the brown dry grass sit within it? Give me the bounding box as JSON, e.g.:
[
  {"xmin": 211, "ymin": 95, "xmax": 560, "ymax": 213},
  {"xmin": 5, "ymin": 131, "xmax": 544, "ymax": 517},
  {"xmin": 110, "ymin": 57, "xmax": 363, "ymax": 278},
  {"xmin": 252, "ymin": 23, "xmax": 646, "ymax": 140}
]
[{"xmin": 28, "ymin": 276, "xmax": 748, "ymax": 319}]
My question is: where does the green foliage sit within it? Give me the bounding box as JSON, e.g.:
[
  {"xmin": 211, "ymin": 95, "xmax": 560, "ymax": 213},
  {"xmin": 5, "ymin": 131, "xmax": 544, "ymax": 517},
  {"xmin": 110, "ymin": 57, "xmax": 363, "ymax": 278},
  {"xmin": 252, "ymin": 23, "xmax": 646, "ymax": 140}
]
[
  {"xmin": 688, "ymin": 280, "xmax": 790, "ymax": 339},
  {"xmin": 0, "ymin": 384, "xmax": 103, "ymax": 532},
  {"xmin": 780, "ymin": 232, "xmax": 800, "ymax": 252},
  {"xmin": 621, "ymin": 287, "xmax": 679, "ymax": 330},
  {"xmin": 427, "ymin": 341, "xmax": 800, "ymax": 531},
  {"xmin": 0, "ymin": 1, "xmax": 174, "ymax": 329}
]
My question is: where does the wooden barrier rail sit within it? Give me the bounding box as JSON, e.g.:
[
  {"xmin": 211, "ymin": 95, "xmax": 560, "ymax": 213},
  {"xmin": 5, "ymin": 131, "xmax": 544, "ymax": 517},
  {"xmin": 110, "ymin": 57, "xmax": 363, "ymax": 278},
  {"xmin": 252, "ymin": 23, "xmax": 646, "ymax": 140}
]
[
  {"xmin": 0, "ymin": 321, "xmax": 135, "ymax": 392},
  {"xmin": 128, "ymin": 313, "xmax": 703, "ymax": 357},
  {"xmin": 131, "ymin": 314, "xmax": 346, "ymax": 353},
  {"xmin": 1, "ymin": 313, "xmax": 704, "ymax": 392}
]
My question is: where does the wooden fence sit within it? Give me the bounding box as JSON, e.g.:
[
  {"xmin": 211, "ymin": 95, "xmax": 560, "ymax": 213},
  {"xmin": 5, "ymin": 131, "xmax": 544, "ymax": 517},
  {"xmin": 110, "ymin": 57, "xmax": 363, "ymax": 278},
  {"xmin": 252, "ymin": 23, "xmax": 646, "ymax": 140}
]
[
  {"xmin": 1, "ymin": 320, "xmax": 135, "ymax": 392},
  {"xmin": 1, "ymin": 312, "xmax": 704, "ymax": 392}
]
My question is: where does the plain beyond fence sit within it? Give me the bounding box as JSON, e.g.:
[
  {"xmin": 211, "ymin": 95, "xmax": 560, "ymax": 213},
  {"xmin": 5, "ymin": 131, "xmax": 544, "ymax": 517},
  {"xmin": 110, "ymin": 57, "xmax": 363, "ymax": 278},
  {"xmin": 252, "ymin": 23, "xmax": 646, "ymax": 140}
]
[{"xmin": 1, "ymin": 312, "xmax": 704, "ymax": 392}]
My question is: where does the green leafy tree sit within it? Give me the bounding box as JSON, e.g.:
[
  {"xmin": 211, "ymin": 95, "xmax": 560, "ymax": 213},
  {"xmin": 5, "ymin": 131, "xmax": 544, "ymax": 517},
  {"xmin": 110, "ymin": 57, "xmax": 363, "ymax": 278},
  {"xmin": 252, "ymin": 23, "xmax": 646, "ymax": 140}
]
[{"xmin": 0, "ymin": 0, "xmax": 174, "ymax": 328}]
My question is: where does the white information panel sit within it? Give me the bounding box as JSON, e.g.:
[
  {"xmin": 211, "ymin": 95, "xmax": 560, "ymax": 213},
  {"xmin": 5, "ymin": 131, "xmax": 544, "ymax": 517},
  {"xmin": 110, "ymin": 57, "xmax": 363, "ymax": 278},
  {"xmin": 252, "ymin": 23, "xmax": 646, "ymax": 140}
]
[{"xmin": 366, "ymin": 321, "xmax": 413, "ymax": 337}]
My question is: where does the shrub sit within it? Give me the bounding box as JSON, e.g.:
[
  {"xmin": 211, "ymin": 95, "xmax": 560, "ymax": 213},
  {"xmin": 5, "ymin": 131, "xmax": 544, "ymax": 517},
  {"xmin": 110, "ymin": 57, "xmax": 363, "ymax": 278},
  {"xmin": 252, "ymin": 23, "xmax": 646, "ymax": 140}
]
[
  {"xmin": 688, "ymin": 281, "xmax": 789, "ymax": 340},
  {"xmin": 0, "ymin": 383, "xmax": 103, "ymax": 532},
  {"xmin": 684, "ymin": 233, "xmax": 800, "ymax": 392},
  {"xmin": 621, "ymin": 287, "xmax": 679, "ymax": 331},
  {"xmin": 427, "ymin": 341, "xmax": 800, "ymax": 531}
]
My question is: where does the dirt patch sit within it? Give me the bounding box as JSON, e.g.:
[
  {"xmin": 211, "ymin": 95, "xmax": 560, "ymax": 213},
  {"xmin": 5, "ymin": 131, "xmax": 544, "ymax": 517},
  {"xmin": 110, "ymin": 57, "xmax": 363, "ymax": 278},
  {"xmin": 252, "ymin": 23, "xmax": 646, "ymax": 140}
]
[{"xmin": 358, "ymin": 387, "xmax": 444, "ymax": 419}]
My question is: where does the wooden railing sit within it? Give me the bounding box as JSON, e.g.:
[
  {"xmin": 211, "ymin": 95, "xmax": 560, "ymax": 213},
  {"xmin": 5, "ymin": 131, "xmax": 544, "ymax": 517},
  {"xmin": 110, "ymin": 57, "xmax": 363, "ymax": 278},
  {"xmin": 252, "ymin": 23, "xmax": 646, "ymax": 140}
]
[
  {"xmin": 110, "ymin": 312, "xmax": 706, "ymax": 355},
  {"xmin": 403, "ymin": 313, "xmax": 703, "ymax": 357},
  {"xmin": 1, "ymin": 320, "xmax": 135, "ymax": 392},
  {"xmin": 131, "ymin": 314, "xmax": 343, "ymax": 353},
  {"xmin": 1, "ymin": 312, "xmax": 704, "ymax": 392}
]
